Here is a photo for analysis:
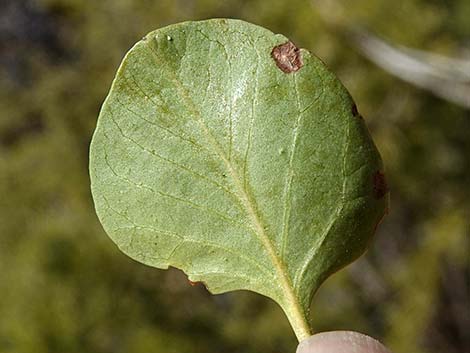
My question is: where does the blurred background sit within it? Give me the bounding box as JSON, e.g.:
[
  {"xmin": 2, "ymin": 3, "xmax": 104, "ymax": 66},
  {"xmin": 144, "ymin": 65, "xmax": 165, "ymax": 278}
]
[{"xmin": 1, "ymin": 0, "xmax": 469, "ymax": 352}]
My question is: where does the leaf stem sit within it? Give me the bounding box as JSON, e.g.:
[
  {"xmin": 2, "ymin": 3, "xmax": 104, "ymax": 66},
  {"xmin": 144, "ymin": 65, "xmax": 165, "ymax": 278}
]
[{"xmin": 283, "ymin": 304, "xmax": 312, "ymax": 342}]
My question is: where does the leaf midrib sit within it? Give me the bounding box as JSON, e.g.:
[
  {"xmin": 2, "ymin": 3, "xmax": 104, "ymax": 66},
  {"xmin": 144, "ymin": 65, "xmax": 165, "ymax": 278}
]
[{"xmin": 142, "ymin": 35, "xmax": 311, "ymax": 339}]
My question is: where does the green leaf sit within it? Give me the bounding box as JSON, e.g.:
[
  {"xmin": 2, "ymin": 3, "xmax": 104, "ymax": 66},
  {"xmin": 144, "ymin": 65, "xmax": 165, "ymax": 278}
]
[{"xmin": 89, "ymin": 19, "xmax": 388, "ymax": 340}]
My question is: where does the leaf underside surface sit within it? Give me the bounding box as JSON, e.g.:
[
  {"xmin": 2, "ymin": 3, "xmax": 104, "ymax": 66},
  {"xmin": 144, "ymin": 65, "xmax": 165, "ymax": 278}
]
[{"xmin": 90, "ymin": 19, "xmax": 388, "ymax": 340}]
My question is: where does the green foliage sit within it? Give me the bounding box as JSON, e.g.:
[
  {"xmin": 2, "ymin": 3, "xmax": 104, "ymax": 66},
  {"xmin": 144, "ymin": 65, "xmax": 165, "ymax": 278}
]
[
  {"xmin": 89, "ymin": 19, "xmax": 386, "ymax": 340},
  {"xmin": 1, "ymin": 1, "xmax": 468, "ymax": 353}
]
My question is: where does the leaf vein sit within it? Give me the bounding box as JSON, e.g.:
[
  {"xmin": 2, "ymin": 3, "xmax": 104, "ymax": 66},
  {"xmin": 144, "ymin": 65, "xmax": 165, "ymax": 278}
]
[
  {"xmin": 115, "ymin": 224, "xmax": 274, "ymax": 279},
  {"xmin": 280, "ymin": 74, "xmax": 303, "ymax": 260},
  {"xmin": 293, "ymin": 119, "xmax": 352, "ymax": 290},
  {"xmin": 114, "ymin": 95, "xmax": 204, "ymax": 150},
  {"xmin": 103, "ymin": 133, "xmax": 251, "ymax": 231},
  {"xmin": 145, "ymin": 35, "xmax": 311, "ymax": 337},
  {"xmin": 106, "ymin": 108, "xmax": 245, "ymax": 212}
]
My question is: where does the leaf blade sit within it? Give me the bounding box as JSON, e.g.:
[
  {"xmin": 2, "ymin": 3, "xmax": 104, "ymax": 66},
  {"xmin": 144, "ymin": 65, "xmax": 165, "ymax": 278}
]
[{"xmin": 90, "ymin": 19, "xmax": 387, "ymax": 340}]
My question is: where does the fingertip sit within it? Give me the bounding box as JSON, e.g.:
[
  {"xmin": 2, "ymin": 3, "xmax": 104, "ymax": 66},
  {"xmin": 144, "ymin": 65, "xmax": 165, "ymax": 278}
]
[{"xmin": 296, "ymin": 331, "xmax": 392, "ymax": 353}]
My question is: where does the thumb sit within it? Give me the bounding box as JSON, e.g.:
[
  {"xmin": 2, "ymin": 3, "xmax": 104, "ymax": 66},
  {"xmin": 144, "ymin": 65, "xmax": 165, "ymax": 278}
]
[{"xmin": 296, "ymin": 331, "xmax": 392, "ymax": 353}]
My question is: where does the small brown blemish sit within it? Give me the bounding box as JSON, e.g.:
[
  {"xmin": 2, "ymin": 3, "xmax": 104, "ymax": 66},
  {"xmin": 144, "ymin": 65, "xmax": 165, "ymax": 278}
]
[
  {"xmin": 351, "ymin": 103, "xmax": 359, "ymax": 117},
  {"xmin": 188, "ymin": 280, "xmax": 199, "ymax": 287},
  {"xmin": 271, "ymin": 41, "xmax": 303, "ymax": 73},
  {"xmin": 188, "ymin": 280, "xmax": 209, "ymax": 290},
  {"xmin": 373, "ymin": 171, "xmax": 388, "ymax": 199}
]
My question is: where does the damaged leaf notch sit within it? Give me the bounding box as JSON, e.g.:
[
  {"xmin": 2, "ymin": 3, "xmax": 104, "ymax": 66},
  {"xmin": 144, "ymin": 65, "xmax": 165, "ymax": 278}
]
[{"xmin": 271, "ymin": 41, "xmax": 303, "ymax": 73}]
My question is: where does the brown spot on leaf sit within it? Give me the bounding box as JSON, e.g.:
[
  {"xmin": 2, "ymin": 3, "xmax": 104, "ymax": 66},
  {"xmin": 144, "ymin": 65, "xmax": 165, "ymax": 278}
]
[
  {"xmin": 351, "ymin": 103, "xmax": 359, "ymax": 117},
  {"xmin": 188, "ymin": 279, "xmax": 209, "ymax": 290},
  {"xmin": 271, "ymin": 41, "xmax": 303, "ymax": 73},
  {"xmin": 373, "ymin": 171, "xmax": 388, "ymax": 199},
  {"xmin": 351, "ymin": 103, "xmax": 363, "ymax": 119}
]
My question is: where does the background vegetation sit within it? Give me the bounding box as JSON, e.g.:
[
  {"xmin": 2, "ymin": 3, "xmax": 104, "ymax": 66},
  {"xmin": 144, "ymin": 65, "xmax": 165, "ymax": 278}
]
[{"xmin": 1, "ymin": 1, "xmax": 468, "ymax": 352}]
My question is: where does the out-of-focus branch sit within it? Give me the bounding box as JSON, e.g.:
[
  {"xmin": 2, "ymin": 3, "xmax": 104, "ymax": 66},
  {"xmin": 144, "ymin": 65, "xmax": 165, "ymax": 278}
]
[
  {"xmin": 350, "ymin": 29, "xmax": 470, "ymax": 109},
  {"xmin": 311, "ymin": 1, "xmax": 470, "ymax": 109}
]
